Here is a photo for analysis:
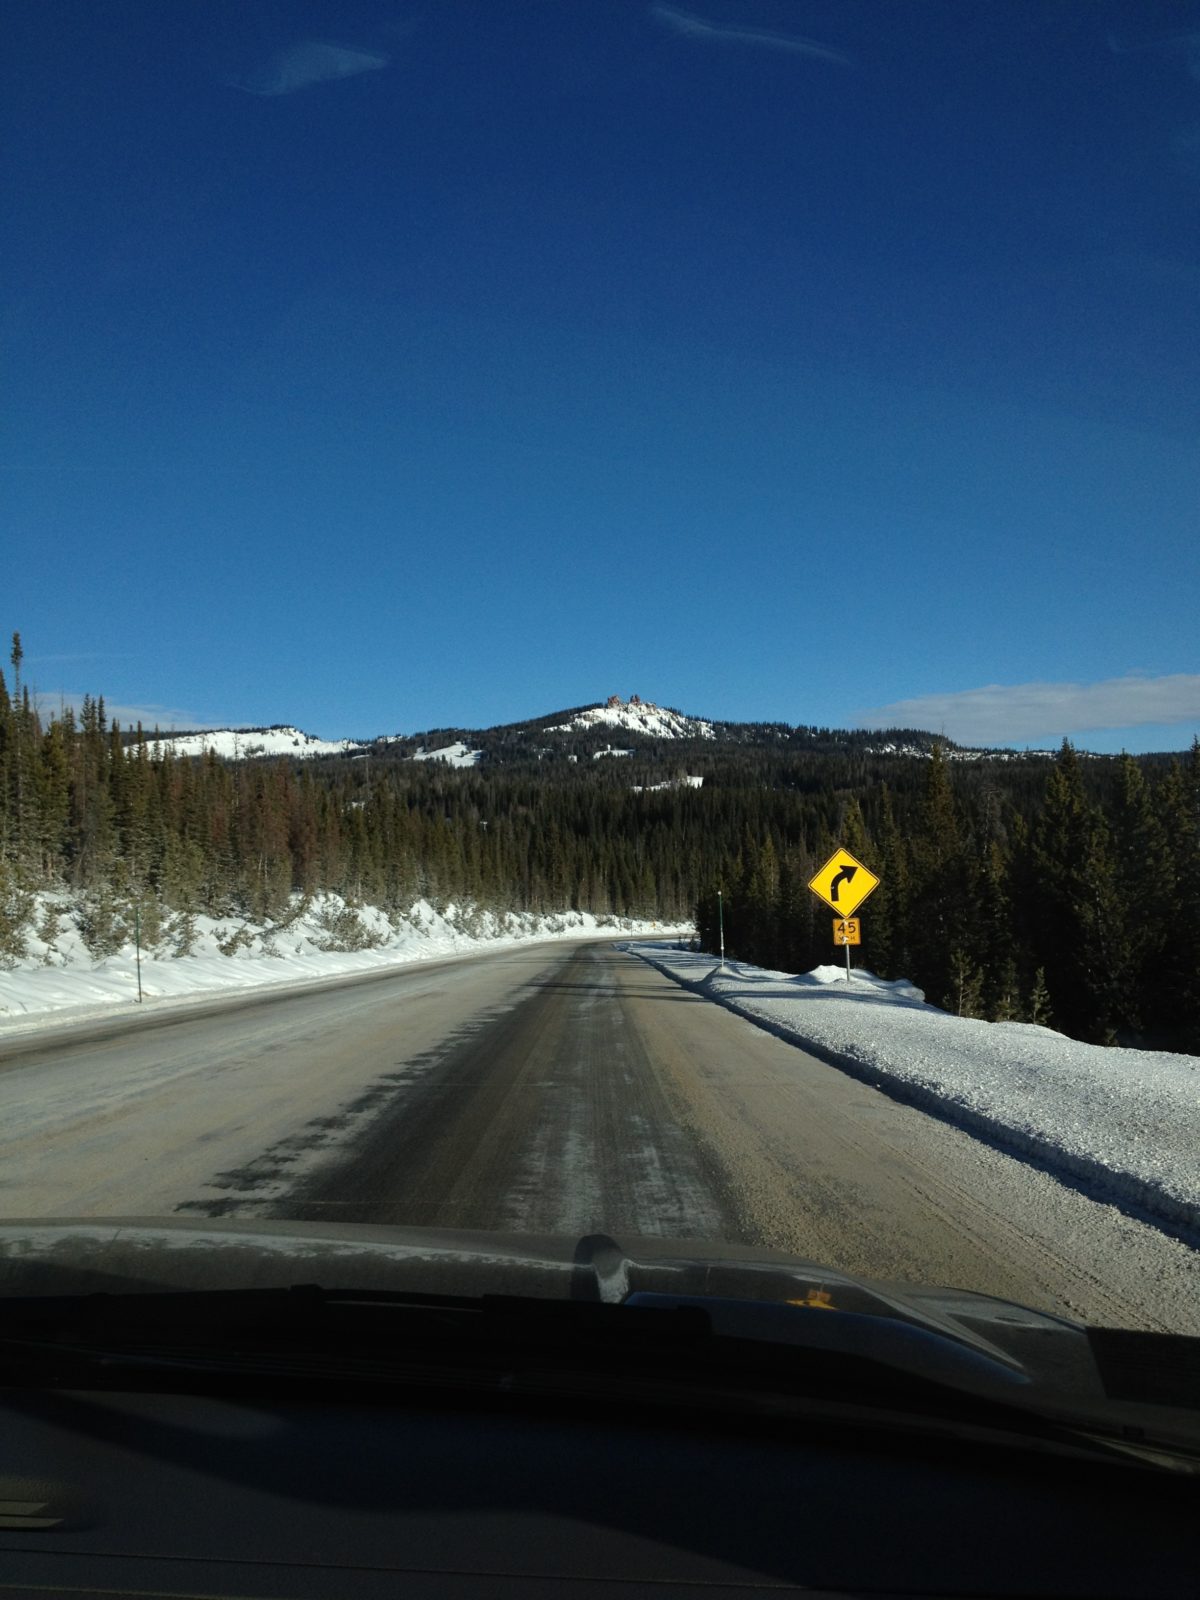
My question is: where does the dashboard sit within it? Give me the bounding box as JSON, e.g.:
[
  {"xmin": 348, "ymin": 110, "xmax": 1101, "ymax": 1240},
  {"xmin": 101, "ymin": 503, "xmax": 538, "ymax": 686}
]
[{"xmin": 1, "ymin": 1379, "xmax": 1195, "ymax": 1599}]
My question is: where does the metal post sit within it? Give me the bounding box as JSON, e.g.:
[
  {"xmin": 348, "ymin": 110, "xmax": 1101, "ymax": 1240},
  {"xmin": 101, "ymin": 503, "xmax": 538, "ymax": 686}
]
[
  {"xmin": 717, "ymin": 889, "xmax": 725, "ymax": 966},
  {"xmin": 845, "ymin": 940, "xmax": 851, "ymax": 983},
  {"xmin": 134, "ymin": 905, "xmax": 143, "ymax": 1003}
]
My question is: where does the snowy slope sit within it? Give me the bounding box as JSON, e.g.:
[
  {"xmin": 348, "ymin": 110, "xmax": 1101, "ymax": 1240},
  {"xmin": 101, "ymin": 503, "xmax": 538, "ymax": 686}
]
[
  {"xmin": 627, "ymin": 945, "xmax": 1200, "ymax": 1236},
  {"xmin": 632, "ymin": 776, "xmax": 704, "ymax": 792},
  {"xmin": 412, "ymin": 741, "xmax": 483, "ymax": 767},
  {"xmin": 546, "ymin": 698, "xmax": 716, "ymax": 740},
  {"xmin": 142, "ymin": 727, "xmax": 364, "ymax": 760}
]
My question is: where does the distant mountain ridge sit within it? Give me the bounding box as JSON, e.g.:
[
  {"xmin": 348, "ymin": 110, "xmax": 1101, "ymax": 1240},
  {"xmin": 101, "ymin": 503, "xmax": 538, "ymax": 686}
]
[{"xmin": 130, "ymin": 696, "xmax": 1058, "ymax": 765}]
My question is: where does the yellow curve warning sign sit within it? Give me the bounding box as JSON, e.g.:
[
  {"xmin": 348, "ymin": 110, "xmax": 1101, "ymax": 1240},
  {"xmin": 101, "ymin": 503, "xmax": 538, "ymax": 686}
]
[{"xmin": 808, "ymin": 847, "xmax": 880, "ymax": 918}]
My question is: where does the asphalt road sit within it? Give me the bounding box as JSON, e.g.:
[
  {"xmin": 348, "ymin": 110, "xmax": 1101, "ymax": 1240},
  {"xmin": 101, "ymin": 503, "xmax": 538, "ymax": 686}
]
[{"xmin": 1, "ymin": 941, "xmax": 1196, "ymax": 1329}]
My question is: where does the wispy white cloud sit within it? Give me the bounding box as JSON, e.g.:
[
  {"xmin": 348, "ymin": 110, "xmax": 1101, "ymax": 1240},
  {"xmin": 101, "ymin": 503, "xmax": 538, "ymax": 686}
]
[
  {"xmin": 855, "ymin": 674, "xmax": 1200, "ymax": 747},
  {"xmin": 227, "ymin": 40, "xmax": 389, "ymax": 97},
  {"xmin": 34, "ymin": 692, "xmax": 216, "ymax": 733},
  {"xmin": 651, "ymin": 4, "xmax": 851, "ymax": 65}
]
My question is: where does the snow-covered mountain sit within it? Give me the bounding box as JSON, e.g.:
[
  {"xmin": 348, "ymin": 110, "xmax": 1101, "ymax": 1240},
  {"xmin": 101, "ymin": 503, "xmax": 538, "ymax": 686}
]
[
  {"xmin": 545, "ymin": 696, "xmax": 716, "ymax": 741},
  {"xmin": 129, "ymin": 699, "xmax": 1069, "ymax": 767},
  {"xmin": 135, "ymin": 697, "xmax": 719, "ymax": 763}
]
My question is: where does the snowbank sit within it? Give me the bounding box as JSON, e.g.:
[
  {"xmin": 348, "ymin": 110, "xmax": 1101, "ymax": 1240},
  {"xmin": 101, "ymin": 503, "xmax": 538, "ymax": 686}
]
[
  {"xmin": 625, "ymin": 946, "xmax": 1200, "ymax": 1236},
  {"xmin": 0, "ymin": 894, "xmax": 687, "ymax": 1035}
]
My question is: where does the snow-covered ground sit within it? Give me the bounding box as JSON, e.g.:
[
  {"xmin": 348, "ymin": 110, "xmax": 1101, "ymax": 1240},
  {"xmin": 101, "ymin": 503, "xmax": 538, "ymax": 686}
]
[
  {"xmin": 0, "ymin": 893, "xmax": 685, "ymax": 1035},
  {"xmin": 411, "ymin": 741, "xmax": 483, "ymax": 767},
  {"xmin": 626, "ymin": 945, "xmax": 1200, "ymax": 1237},
  {"xmin": 141, "ymin": 726, "xmax": 364, "ymax": 760}
]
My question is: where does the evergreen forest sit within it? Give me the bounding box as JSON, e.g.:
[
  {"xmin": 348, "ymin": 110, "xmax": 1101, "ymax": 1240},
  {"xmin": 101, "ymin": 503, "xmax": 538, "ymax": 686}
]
[{"xmin": 2, "ymin": 635, "xmax": 1197, "ymax": 1053}]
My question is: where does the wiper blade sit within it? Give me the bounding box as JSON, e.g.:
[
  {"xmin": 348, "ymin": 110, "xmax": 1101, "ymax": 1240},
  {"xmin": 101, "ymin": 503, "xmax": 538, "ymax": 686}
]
[
  {"xmin": 1, "ymin": 1284, "xmax": 1000, "ymax": 1406},
  {"xmin": 0, "ymin": 1284, "xmax": 712, "ymax": 1377},
  {"xmin": 1, "ymin": 1282, "xmax": 713, "ymax": 1339}
]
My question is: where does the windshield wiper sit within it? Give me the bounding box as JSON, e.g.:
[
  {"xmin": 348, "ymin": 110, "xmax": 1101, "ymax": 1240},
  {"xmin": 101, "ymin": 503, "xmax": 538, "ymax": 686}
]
[{"xmin": 0, "ymin": 1283, "xmax": 712, "ymax": 1382}]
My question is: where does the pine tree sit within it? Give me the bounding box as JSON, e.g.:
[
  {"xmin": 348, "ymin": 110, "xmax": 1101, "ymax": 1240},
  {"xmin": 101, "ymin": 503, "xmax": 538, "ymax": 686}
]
[
  {"xmin": 990, "ymin": 956, "xmax": 1022, "ymax": 1021},
  {"xmin": 1110, "ymin": 753, "xmax": 1171, "ymax": 1034},
  {"xmin": 744, "ymin": 836, "xmax": 781, "ymax": 966},
  {"xmin": 1033, "ymin": 743, "xmax": 1132, "ymax": 1042},
  {"xmin": 866, "ymin": 785, "xmax": 908, "ymax": 978},
  {"xmin": 977, "ymin": 837, "xmax": 1018, "ymax": 1020},
  {"xmin": 947, "ymin": 947, "xmax": 985, "ymax": 1017},
  {"xmin": 907, "ymin": 745, "xmax": 968, "ymax": 1003},
  {"xmin": 0, "ymin": 664, "xmax": 13, "ymax": 861},
  {"xmin": 0, "ymin": 857, "xmax": 34, "ymax": 965},
  {"xmin": 1158, "ymin": 742, "xmax": 1200, "ymax": 1048},
  {"xmin": 35, "ymin": 716, "xmax": 71, "ymax": 878}
]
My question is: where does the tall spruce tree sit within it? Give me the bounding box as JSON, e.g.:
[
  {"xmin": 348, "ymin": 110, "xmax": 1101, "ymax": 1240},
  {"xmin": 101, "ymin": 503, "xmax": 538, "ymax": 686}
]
[{"xmin": 1033, "ymin": 743, "xmax": 1132, "ymax": 1042}]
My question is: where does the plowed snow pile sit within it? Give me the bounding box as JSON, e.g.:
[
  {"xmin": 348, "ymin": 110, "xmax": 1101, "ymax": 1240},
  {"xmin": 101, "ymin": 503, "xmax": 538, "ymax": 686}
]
[
  {"xmin": 627, "ymin": 946, "xmax": 1200, "ymax": 1235},
  {"xmin": 0, "ymin": 895, "xmax": 683, "ymax": 1034}
]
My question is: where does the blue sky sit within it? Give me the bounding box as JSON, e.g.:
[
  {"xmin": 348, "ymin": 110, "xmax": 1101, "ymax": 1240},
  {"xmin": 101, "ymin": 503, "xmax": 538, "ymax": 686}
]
[{"xmin": 3, "ymin": 0, "xmax": 1197, "ymax": 751}]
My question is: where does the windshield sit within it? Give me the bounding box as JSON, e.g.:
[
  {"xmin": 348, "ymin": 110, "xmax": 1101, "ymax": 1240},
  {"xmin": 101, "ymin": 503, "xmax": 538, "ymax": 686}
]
[{"xmin": 1, "ymin": 0, "xmax": 1197, "ymax": 1347}]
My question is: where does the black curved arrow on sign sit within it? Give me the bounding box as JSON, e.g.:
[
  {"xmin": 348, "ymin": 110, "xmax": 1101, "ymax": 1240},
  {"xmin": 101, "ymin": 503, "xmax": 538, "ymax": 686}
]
[{"xmin": 829, "ymin": 864, "xmax": 857, "ymax": 903}]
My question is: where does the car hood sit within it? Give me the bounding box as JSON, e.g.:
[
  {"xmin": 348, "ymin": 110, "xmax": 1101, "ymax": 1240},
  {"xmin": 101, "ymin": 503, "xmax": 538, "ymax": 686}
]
[{"xmin": 0, "ymin": 1215, "xmax": 1061, "ymax": 1333}]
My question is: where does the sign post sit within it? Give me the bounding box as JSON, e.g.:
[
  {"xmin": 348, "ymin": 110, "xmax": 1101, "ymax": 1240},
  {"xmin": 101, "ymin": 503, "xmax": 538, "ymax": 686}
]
[
  {"xmin": 808, "ymin": 849, "xmax": 880, "ymax": 983},
  {"xmin": 832, "ymin": 917, "xmax": 860, "ymax": 983},
  {"xmin": 717, "ymin": 889, "xmax": 725, "ymax": 967}
]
